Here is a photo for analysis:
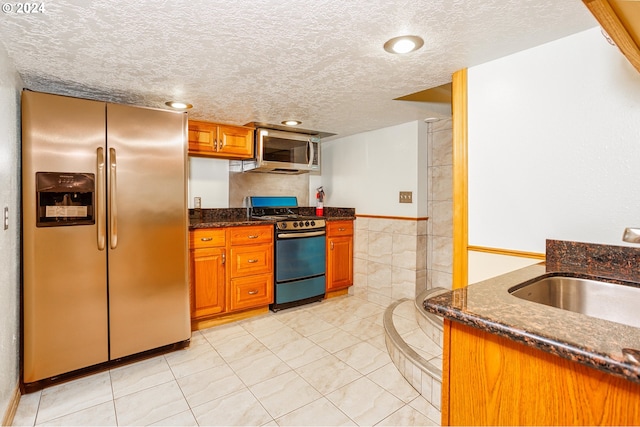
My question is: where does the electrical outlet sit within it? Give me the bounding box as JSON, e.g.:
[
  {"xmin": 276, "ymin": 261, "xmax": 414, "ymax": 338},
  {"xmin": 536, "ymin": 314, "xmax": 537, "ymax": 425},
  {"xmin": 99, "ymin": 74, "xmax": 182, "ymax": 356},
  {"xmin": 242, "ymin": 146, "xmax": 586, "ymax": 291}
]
[
  {"xmin": 399, "ymin": 191, "xmax": 412, "ymax": 203},
  {"xmin": 3, "ymin": 207, "xmax": 8, "ymax": 230}
]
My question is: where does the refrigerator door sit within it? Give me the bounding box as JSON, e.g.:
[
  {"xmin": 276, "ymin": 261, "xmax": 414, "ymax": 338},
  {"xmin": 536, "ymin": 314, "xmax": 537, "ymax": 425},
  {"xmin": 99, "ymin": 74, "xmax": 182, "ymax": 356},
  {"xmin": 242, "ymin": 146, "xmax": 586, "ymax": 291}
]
[
  {"xmin": 22, "ymin": 91, "xmax": 109, "ymax": 383},
  {"xmin": 106, "ymin": 103, "xmax": 190, "ymax": 359}
]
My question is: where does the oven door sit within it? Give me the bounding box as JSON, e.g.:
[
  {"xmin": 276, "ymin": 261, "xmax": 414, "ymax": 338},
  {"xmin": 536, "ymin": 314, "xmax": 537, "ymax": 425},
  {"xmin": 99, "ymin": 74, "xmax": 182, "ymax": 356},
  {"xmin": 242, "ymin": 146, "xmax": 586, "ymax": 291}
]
[{"xmin": 275, "ymin": 233, "xmax": 325, "ymax": 282}]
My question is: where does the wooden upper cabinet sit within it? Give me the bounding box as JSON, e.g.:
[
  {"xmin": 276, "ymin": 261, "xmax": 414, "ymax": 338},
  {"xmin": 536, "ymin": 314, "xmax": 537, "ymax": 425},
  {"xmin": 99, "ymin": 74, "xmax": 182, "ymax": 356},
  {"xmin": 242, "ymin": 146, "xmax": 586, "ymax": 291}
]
[
  {"xmin": 583, "ymin": 0, "xmax": 640, "ymax": 73},
  {"xmin": 188, "ymin": 120, "xmax": 254, "ymax": 159}
]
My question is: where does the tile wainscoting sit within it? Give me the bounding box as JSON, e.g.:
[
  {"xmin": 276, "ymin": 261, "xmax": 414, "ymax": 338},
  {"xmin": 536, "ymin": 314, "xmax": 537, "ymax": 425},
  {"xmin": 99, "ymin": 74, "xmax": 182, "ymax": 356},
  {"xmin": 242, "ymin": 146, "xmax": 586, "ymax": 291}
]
[
  {"xmin": 427, "ymin": 118, "xmax": 453, "ymax": 290},
  {"xmin": 352, "ymin": 216, "xmax": 428, "ymax": 306}
]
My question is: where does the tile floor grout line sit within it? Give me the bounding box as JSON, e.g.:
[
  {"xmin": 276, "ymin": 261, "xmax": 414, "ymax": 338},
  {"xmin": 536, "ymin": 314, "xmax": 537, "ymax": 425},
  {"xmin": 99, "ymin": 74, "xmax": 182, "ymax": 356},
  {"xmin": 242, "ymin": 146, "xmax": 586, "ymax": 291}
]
[{"xmin": 17, "ymin": 294, "xmax": 440, "ymax": 427}]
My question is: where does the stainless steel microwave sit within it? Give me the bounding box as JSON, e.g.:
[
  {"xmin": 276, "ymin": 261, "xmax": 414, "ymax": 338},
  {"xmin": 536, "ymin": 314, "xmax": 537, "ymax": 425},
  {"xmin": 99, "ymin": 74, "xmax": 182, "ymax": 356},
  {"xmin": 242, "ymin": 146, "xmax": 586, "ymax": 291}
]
[{"xmin": 231, "ymin": 128, "xmax": 321, "ymax": 174}]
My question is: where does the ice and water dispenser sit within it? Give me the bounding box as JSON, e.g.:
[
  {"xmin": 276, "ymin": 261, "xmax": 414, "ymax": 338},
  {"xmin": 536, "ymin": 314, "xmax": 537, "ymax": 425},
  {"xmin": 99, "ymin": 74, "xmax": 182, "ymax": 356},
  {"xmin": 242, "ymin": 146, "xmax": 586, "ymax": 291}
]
[{"xmin": 35, "ymin": 172, "xmax": 95, "ymax": 227}]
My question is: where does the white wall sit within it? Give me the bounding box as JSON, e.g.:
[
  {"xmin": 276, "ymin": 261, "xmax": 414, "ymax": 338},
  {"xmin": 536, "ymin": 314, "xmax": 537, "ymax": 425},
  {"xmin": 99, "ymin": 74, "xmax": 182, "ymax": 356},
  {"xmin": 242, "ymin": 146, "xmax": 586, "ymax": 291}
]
[
  {"xmin": 468, "ymin": 251, "xmax": 540, "ymax": 285},
  {"xmin": 0, "ymin": 43, "xmax": 22, "ymax": 420},
  {"xmin": 321, "ymin": 120, "xmax": 428, "ymax": 217},
  {"xmin": 188, "ymin": 156, "xmax": 230, "ymax": 208},
  {"xmin": 188, "ymin": 150, "xmax": 321, "ymax": 209},
  {"xmin": 468, "ymin": 27, "xmax": 640, "ymax": 255}
]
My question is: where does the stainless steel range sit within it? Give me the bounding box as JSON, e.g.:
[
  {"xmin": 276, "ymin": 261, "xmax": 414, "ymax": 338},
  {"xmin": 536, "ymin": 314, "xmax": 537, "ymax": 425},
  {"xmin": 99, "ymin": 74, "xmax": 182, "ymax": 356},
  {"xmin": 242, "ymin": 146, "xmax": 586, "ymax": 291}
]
[{"xmin": 250, "ymin": 196, "xmax": 326, "ymax": 311}]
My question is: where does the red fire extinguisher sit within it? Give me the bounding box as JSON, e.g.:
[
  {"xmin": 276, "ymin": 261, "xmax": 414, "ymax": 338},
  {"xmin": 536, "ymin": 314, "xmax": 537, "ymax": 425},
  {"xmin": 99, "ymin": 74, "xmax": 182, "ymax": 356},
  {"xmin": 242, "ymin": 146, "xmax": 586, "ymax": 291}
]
[{"xmin": 316, "ymin": 186, "xmax": 325, "ymax": 216}]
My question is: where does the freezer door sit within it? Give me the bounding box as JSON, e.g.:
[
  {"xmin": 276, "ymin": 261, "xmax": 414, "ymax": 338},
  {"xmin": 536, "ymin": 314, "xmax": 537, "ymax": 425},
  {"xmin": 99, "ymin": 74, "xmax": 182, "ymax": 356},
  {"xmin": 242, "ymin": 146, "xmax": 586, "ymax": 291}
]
[
  {"xmin": 22, "ymin": 91, "xmax": 109, "ymax": 383},
  {"xmin": 106, "ymin": 103, "xmax": 190, "ymax": 359}
]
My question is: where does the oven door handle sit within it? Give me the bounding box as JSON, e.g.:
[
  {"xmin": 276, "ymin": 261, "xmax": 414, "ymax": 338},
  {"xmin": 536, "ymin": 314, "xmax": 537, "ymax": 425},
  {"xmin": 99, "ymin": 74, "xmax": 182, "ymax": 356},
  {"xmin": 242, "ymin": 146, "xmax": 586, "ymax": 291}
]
[{"xmin": 278, "ymin": 230, "xmax": 326, "ymax": 239}]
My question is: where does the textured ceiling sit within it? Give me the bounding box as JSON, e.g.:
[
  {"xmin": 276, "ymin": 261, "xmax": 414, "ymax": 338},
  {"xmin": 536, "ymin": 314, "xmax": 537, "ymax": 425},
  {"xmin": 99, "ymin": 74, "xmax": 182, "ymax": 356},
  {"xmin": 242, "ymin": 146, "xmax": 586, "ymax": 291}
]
[{"xmin": 0, "ymin": 0, "xmax": 596, "ymax": 140}]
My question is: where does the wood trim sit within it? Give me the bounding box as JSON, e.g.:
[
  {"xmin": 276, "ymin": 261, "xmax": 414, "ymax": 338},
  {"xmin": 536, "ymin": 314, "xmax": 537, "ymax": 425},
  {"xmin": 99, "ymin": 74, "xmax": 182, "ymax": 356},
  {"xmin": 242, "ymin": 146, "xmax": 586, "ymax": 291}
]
[
  {"xmin": 452, "ymin": 68, "xmax": 468, "ymax": 289},
  {"xmin": 2, "ymin": 384, "xmax": 21, "ymax": 427},
  {"xmin": 583, "ymin": 0, "xmax": 640, "ymax": 74},
  {"xmin": 468, "ymin": 245, "xmax": 546, "ymax": 261},
  {"xmin": 441, "ymin": 319, "xmax": 452, "ymax": 426},
  {"xmin": 354, "ymin": 214, "xmax": 429, "ymax": 221}
]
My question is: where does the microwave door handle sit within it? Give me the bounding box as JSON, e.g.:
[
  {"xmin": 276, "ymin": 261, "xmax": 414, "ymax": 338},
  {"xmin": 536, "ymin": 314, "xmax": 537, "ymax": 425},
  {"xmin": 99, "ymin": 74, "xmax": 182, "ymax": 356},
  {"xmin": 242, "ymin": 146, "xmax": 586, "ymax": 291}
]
[{"xmin": 307, "ymin": 139, "xmax": 314, "ymax": 168}]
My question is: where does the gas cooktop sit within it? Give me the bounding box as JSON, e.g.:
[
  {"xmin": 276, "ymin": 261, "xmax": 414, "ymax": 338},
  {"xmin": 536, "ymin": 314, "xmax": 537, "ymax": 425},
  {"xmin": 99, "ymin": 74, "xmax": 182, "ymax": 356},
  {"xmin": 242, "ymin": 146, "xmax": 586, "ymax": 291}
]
[{"xmin": 249, "ymin": 196, "xmax": 325, "ymax": 231}]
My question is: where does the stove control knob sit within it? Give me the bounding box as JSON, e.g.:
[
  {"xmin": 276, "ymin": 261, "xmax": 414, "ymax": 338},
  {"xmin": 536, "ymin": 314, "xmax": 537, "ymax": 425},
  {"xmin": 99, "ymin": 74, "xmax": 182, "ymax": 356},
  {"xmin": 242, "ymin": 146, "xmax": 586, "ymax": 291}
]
[
  {"xmin": 310, "ymin": 220, "xmax": 316, "ymax": 226},
  {"xmin": 293, "ymin": 222, "xmax": 298, "ymax": 228},
  {"xmin": 281, "ymin": 223, "xmax": 287, "ymax": 229},
  {"xmin": 305, "ymin": 221, "xmax": 310, "ymax": 226}
]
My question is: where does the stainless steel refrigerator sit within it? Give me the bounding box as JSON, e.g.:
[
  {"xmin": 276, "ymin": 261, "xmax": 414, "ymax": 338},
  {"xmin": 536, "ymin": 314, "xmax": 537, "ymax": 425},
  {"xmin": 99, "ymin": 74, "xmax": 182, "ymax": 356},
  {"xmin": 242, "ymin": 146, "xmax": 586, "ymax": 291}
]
[{"xmin": 22, "ymin": 90, "xmax": 190, "ymax": 386}]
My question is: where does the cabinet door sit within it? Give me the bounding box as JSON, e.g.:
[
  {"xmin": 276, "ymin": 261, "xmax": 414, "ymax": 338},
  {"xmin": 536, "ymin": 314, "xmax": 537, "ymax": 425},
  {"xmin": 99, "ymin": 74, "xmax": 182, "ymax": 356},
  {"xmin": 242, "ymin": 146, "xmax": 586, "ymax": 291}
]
[
  {"xmin": 190, "ymin": 246, "xmax": 225, "ymax": 318},
  {"xmin": 216, "ymin": 124, "xmax": 254, "ymax": 159},
  {"xmin": 188, "ymin": 121, "xmax": 217, "ymax": 154},
  {"xmin": 327, "ymin": 235, "xmax": 353, "ymax": 291}
]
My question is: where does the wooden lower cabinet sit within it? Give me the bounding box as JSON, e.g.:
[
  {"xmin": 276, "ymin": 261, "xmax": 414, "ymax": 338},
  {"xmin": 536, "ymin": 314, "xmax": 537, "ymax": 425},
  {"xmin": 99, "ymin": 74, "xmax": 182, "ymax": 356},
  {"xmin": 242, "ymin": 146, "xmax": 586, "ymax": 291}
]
[
  {"xmin": 326, "ymin": 220, "xmax": 354, "ymax": 292},
  {"xmin": 189, "ymin": 229, "xmax": 226, "ymax": 318},
  {"xmin": 443, "ymin": 319, "xmax": 640, "ymax": 426},
  {"xmin": 190, "ymin": 246, "xmax": 226, "ymax": 318},
  {"xmin": 189, "ymin": 225, "xmax": 274, "ymax": 328}
]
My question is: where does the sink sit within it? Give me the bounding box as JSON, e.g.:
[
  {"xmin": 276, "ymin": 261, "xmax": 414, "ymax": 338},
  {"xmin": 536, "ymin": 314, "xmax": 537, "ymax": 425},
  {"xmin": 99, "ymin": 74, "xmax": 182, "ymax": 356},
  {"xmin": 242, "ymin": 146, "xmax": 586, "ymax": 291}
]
[{"xmin": 509, "ymin": 276, "xmax": 640, "ymax": 329}]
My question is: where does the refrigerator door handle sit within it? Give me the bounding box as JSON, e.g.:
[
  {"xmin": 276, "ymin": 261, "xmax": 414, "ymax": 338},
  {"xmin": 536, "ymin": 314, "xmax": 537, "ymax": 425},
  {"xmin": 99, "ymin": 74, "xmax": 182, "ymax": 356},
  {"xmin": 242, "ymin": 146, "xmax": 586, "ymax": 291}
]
[
  {"xmin": 96, "ymin": 147, "xmax": 106, "ymax": 251},
  {"xmin": 109, "ymin": 147, "xmax": 118, "ymax": 249}
]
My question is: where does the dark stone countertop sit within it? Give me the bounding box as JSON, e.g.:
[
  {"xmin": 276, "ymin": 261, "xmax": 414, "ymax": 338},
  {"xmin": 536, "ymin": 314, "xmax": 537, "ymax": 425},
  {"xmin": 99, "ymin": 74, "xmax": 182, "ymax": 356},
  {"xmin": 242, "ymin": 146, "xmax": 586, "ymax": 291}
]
[
  {"xmin": 424, "ymin": 240, "xmax": 640, "ymax": 385},
  {"xmin": 189, "ymin": 207, "xmax": 355, "ymax": 229}
]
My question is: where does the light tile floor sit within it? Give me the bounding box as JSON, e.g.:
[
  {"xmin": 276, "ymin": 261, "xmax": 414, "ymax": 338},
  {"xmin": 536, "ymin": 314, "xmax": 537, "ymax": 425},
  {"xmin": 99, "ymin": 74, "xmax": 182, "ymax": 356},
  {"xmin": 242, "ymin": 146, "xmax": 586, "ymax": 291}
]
[{"xmin": 12, "ymin": 295, "xmax": 441, "ymax": 426}]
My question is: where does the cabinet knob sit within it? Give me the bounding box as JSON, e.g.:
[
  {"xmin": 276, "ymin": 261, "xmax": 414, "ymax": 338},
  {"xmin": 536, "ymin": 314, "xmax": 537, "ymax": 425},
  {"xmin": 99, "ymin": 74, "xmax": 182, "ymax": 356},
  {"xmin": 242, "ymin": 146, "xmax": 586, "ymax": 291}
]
[
  {"xmin": 247, "ymin": 259, "xmax": 258, "ymax": 263},
  {"xmin": 248, "ymin": 290, "xmax": 259, "ymax": 295},
  {"xmin": 248, "ymin": 234, "xmax": 259, "ymax": 239},
  {"xmin": 338, "ymin": 228, "xmax": 346, "ymax": 231},
  {"xmin": 200, "ymin": 237, "xmax": 213, "ymax": 241}
]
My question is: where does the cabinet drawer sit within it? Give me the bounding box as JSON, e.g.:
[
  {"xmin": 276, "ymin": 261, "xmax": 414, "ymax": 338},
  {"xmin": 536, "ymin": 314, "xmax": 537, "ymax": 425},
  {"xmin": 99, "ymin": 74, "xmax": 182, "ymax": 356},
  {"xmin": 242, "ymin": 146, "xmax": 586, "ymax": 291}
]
[
  {"xmin": 190, "ymin": 229, "xmax": 226, "ymax": 249},
  {"xmin": 229, "ymin": 274, "xmax": 273, "ymax": 311},
  {"xmin": 327, "ymin": 220, "xmax": 353, "ymax": 237},
  {"xmin": 230, "ymin": 244, "xmax": 273, "ymax": 277},
  {"xmin": 229, "ymin": 225, "xmax": 273, "ymax": 245}
]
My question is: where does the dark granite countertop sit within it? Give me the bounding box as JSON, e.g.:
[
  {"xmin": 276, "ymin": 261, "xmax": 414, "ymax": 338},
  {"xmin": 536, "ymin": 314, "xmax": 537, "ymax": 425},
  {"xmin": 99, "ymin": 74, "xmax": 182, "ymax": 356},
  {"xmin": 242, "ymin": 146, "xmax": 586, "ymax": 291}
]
[
  {"xmin": 189, "ymin": 207, "xmax": 355, "ymax": 229},
  {"xmin": 424, "ymin": 240, "xmax": 640, "ymax": 385}
]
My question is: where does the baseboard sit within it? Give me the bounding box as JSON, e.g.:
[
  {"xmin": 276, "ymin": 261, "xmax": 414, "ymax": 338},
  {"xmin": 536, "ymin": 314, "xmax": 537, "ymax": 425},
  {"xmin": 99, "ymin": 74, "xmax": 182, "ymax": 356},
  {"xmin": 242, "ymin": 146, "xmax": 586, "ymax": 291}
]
[
  {"xmin": 2, "ymin": 384, "xmax": 20, "ymax": 427},
  {"xmin": 325, "ymin": 288, "xmax": 349, "ymax": 299},
  {"xmin": 191, "ymin": 306, "xmax": 269, "ymax": 331}
]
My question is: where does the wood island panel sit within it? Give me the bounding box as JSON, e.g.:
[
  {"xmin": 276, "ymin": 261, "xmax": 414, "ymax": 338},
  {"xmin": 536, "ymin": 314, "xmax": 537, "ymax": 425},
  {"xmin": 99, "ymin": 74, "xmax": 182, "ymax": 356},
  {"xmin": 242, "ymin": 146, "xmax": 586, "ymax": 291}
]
[{"xmin": 444, "ymin": 319, "xmax": 640, "ymax": 426}]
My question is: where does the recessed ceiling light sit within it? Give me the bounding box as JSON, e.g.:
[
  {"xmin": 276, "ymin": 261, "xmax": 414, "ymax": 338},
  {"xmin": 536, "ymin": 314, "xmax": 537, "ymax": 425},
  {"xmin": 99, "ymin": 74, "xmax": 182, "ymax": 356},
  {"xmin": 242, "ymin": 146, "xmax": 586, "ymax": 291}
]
[
  {"xmin": 165, "ymin": 101, "xmax": 193, "ymax": 110},
  {"xmin": 383, "ymin": 35, "xmax": 424, "ymax": 54},
  {"xmin": 281, "ymin": 120, "xmax": 302, "ymax": 126}
]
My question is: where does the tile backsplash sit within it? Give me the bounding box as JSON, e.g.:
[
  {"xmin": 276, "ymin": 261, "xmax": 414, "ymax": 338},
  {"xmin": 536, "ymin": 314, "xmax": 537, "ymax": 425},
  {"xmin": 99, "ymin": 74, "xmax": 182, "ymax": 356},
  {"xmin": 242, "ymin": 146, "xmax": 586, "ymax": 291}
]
[
  {"xmin": 228, "ymin": 171, "xmax": 310, "ymax": 207},
  {"xmin": 546, "ymin": 239, "xmax": 640, "ymax": 283}
]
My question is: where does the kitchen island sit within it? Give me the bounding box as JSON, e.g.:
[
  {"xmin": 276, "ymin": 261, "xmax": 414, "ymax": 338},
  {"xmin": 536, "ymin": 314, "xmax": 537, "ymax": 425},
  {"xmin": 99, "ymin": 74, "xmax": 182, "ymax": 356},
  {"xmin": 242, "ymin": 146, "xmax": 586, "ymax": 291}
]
[{"xmin": 424, "ymin": 239, "xmax": 640, "ymax": 425}]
